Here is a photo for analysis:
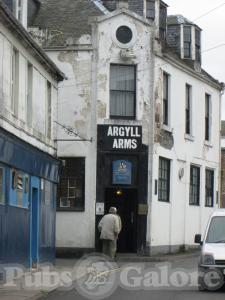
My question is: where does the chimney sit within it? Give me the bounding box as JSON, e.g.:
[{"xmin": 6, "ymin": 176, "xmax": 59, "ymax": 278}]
[{"xmin": 116, "ymin": 0, "xmax": 129, "ymax": 9}]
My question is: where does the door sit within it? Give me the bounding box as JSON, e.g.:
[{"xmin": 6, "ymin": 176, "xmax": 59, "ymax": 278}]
[
  {"xmin": 105, "ymin": 188, "xmax": 137, "ymax": 253},
  {"xmin": 30, "ymin": 177, "xmax": 40, "ymax": 268}
]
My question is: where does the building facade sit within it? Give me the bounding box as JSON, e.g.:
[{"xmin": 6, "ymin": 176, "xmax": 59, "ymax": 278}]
[
  {"xmin": 30, "ymin": 0, "xmax": 223, "ymax": 255},
  {"xmin": 0, "ymin": 0, "xmax": 64, "ymax": 266}
]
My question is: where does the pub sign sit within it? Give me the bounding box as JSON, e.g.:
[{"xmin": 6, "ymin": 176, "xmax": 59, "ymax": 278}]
[{"xmin": 98, "ymin": 125, "xmax": 142, "ymax": 151}]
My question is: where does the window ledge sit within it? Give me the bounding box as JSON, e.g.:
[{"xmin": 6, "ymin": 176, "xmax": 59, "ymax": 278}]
[
  {"xmin": 204, "ymin": 140, "xmax": 213, "ymax": 148},
  {"xmin": 162, "ymin": 124, "xmax": 173, "ymax": 133},
  {"xmin": 184, "ymin": 134, "xmax": 194, "ymax": 142}
]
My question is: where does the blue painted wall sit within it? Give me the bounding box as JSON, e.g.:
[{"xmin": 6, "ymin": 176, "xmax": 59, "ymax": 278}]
[{"xmin": 0, "ymin": 129, "xmax": 59, "ymax": 266}]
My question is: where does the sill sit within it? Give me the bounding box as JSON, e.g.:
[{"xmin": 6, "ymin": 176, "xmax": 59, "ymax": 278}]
[
  {"xmin": 57, "ymin": 208, "xmax": 85, "ymax": 212},
  {"xmin": 205, "ymin": 205, "xmax": 214, "ymax": 208},
  {"xmin": 204, "ymin": 140, "xmax": 213, "ymax": 148},
  {"xmin": 110, "ymin": 116, "xmax": 136, "ymax": 120},
  {"xmin": 184, "ymin": 134, "xmax": 194, "ymax": 142},
  {"xmin": 158, "ymin": 199, "xmax": 170, "ymax": 203},
  {"xmin": 189, "ymin": 203, "xmax": 200, "ymax": 207},
  {"xmin": 162, "ymin": 124, "xmax": 172, "ymax": 133}
]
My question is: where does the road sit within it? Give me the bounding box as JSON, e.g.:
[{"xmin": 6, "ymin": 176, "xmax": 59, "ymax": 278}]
[{"xmin": 38, "ymin": 255, "xmax": 225, "ymax": 300}]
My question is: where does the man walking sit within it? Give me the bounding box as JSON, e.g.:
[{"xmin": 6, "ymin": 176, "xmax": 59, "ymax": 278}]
[{"xmin": 98, "ymin": 207, "xmax": 122, "ymax": 259}]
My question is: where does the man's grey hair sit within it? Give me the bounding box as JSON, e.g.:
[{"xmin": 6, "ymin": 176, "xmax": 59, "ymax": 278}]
[{"xmin": 109, "ymin": 207, "xmax": 117, "ymax": 214}]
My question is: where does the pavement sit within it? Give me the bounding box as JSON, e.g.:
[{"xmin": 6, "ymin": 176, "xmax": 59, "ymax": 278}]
[{"xmin": 0, "ymin": 250, "xmax": 201, "ymax": 300}]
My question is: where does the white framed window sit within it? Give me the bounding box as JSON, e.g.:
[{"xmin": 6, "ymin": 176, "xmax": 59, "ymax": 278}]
[
  {"xmin": 185, "ymin": 84, "xmax": 192, "ymax": 135},
  {"xmin": 205, "ymin": 93, "xmax": 211, "ymax": 141},
  {"xmin": 11, "ymin": 47, "xmax": 19, "ymax": 115},
  {"xmin": 163, "ymin": 72, "xmax": 170, "ymax": 126}
]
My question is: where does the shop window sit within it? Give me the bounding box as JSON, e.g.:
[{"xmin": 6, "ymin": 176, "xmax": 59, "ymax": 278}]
[
  {"xmin": 158, "ymin": 157, "xmax": 170, "ymax": 202},
  {"xmin": 57, "ymin": 158, "xmax": 85, "ymax": 211},
  {"xmin": 189, "ymin": 165, "xmax": 200, "ymax": 206},
  {"xmin": 110, "ymin": 64, "xmax": 136, "ymax": 119},
  {"xmin": 0, "ymin": 168, "xmax": 5, "ymax": 205},
  {"xmin": 205, "ymin": 169, "xmax": 214, "ymax": 207},
  {"xmin": 10, "ymin": 170, "xmax": 29, "ymax": 208}
]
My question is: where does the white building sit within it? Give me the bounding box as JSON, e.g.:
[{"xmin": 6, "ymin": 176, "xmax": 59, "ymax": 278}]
[
  {"xmin": 0, "ymin": 0, "xmax": 64, "ymax": 266},
  {"xmin": 30, "ymin": 0, "xmax": 223, "ymax": 255}
]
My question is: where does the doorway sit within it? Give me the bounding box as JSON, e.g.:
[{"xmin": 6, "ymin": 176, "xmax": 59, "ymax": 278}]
[
  {"xmin": 31, "ymin": 187, "xmax": 39, "ymax": 268},
  {"xmin": 105, "ymin": 188, "xmax": 138, "ymax": 253}
]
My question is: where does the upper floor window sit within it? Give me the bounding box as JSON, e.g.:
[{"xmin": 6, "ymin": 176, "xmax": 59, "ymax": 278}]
[
  {"xmin": 26, "ymin": 62, "xmax": 33, "ymax": 127},
  {"xmin": 110, "ymin": 65, "xmax": 136, "ymax": 119},
  {"xmin": 163, "ymin": 72, "xmax": 170, "ymax": 126},
  {"xmin": 57, "ymin": 158, "xmax": 85, "ymax": 211},
  {"xmin": 46, "ymin": 81, "xmax": 52, "ymax": 138},
  {"xmin": 189, "ymin": 165, "xmax": 200, "ymax": 206},
  {"xmin": 185, "ymin": 84, "xmax": 192, "ymax": 135},
  {"xmin": 183, "ymin": 26, "xmax": 192, "ymax": 59},
  {"xmin": 11, "ymin": 47, "xmax": 19, "ymax": 115},
  {"xmin": 146, "ymin": 0, "xmax": 155, "ymax": 20},
  {"xmin": 195, "ymin": 28, "xmax": 201, "ymax": 63},
  {"xmin": 205, "ymin": 169, "xmax": 214, "ymax": 207},
  {"xmin": 158, "ymin": 157, "xmax": 170, "ymax": 202},
  {"xmin": 205, "ymin": 93, "xmax": 211, "ymax": 141}
]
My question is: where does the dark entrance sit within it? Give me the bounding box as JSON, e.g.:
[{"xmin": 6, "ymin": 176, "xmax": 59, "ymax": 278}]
[{"xmin": 105, "ymin": 188, "xmax": 137, "ymax": 253}]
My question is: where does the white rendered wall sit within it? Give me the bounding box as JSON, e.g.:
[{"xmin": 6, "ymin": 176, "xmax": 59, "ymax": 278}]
[{"xmin": 149, "ymin": 56, "xmax": 221, "ymax": 252}]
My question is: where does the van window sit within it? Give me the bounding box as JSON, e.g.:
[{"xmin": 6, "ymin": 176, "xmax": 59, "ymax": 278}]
[{"xmin": 206, "ymin": 216, "xmax": 225, "ymax": 243}]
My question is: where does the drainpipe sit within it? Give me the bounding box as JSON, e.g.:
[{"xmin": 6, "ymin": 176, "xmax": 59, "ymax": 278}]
[{"xmin": 219, "ymin": 83, "xmax": 225, "ymax": 208}]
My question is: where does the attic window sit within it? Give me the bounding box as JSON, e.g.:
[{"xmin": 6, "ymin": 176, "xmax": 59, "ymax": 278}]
[
  {"xmin": 183, "ymin": 26, "xmax": 192, "ymax": 59},
  {"xmin": 116, "ymin": 26, "xmax": 133, "ymax": 44}
]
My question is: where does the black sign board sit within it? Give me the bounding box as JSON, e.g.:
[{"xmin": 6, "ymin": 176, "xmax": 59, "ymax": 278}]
[{"xmin": 98, "ymin": 125, "xmax": 142, "ymax": 151}]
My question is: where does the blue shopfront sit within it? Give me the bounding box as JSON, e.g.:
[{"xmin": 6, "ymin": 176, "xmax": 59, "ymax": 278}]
[{"xmin": 0, "ymin": 128, "xmax": 60, "ymax": 267}]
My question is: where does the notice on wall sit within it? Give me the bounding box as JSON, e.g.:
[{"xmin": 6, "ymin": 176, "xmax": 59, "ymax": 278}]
[
  {"xmin": 98, "ymin": 125, "xmax": 142, "ymax": 151},
  {"xmin": 96, "ymin": 203, "xmax": 104, "ymax": 215},
  {"xmin": 112, "ymin": 160, "xmax": 132, "ymax": 185}
]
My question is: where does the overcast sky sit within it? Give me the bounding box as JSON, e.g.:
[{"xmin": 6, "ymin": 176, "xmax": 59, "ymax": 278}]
[{"xmin": 165, "ymin": 0, "xmax": 225, "ymax": 119}]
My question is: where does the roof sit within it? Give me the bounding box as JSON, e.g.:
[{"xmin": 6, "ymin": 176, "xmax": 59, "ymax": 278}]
[
  {"xmin": 162, "ymin": 47, "xmax": 223, "ymax": 89},
  {"xmin": 167, "ymin": 15, "xmax": 202, "ymax": 30},
  {"xmin": 32, "ymin": 0, "xmax": 104, "ymax": 47},
  {"xmin": 0, "ymin": 0, "xmax": 65, "ymax": 81}
]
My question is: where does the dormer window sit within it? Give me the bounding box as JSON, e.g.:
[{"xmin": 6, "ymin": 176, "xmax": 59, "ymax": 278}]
[
  {"xmin": 14, "ymin": 0, "xmax": 23, "ymax": 22},
  {"xmin": 183, "ymin": 26, "xmax": 192, "ymax": 59}
]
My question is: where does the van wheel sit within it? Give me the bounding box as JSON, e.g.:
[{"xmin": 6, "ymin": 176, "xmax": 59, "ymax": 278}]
[{"xmin": 198, "ymin": 276, "xmax": 206, "ymax": 291}]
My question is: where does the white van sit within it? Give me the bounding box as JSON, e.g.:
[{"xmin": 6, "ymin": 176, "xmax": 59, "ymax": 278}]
[{"xmin": 195, "ymin": 209, "xmax": 225, "ymax": 291}]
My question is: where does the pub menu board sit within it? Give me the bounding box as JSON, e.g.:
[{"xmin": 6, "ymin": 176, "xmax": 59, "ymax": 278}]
[{"xmin": 98, "ymin": 125, "xmax": 142, "ymax": 151}]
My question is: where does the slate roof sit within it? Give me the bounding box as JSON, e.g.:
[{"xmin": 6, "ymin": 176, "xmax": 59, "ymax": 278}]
[
  {"xmin": 32, "ymin": 0, "xmax": 104, "ymax": 47},
  {"xmin": 0, "ymin": 0, "xmax": 65, "ymax": 80}
]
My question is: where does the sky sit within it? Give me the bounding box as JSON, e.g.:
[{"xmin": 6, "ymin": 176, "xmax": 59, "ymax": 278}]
[{"xmin": 165, "ymin": 0, "xmax": 225, "ymax": 119}]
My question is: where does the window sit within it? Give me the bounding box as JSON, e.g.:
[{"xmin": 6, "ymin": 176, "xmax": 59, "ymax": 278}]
[
  {"xmin": 26, "ymin": 62, "xmax": 33, "ymax": 127},
  {"xmin": 205, "ymin": 169, "xmax": 214, "ymax": 207},
  {"xmin": 11, "ymin": 47, "xmax": 19, "ymax": 115},
  {"xmin": 185, "ymin": 84, "xmax": 192, "ymax": 135},
  {"xmin": 183, "ymin": 26, "xmax": 192, "ymax": 59},
  {"xmin": 190, "ymin": 165, "xmax": 200, "ymax": 205},
  {"xmin": 110, "ymin": 65, "xmax": 136, "ymax": 119},
  {"xmin": 146, "ymin": 0, "xmax": 155, "ymax": 20},
  {"xmin": 195, "ymin": 28, "xmax": 201, "ymax": 62},
  {"xmin": 0, "ymin": 168, "xmax": 5, "ymax": 205},
  {"xmin": 159, "ymin": 3, "xmax": 167, "ymax": 40},
  {"xmin": 46, "ymin": 81, "xmax": 52, "ymax": 138},
  {"xmin": 13, "ymin": 0, "xmax": 23, "ymax": 23},
  {"xmin": 57, "ymin": 158, "xmax": 85, "ymax": 211},
  {"xmin": 158, "ymin": 157, "xmax": 170, "ymax": 202},
  {"xmin": 205, "ymin": 93, "xmax": 211, "ymax": 141},
  {"xmin": 10, "ymin": 170, "xmax": 29, "ymax": 208},
  {"xmin": 116, "ymin": 26, "xmax": 133, "ymax": 44},
  {"xmin": 163, "ymin": 72, "xmax": 169, "ymax": 126}
]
